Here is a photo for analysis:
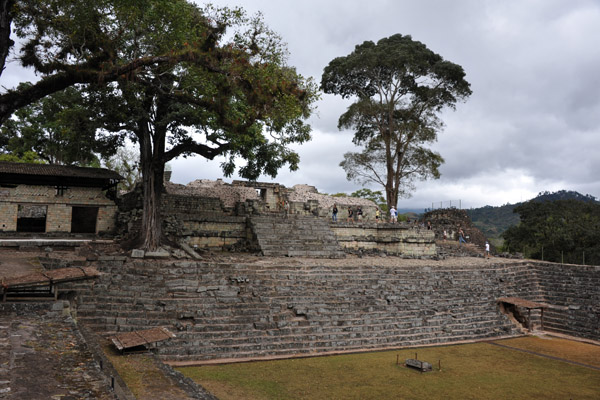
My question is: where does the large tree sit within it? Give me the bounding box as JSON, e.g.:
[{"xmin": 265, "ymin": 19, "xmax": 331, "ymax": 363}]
[
  {"xmin": 1, "ymin": 1, "xmax": 317, "ymax": 251},
  {"xmin": 82, "ymin": 5, "xmax": 317, "ymax": 250},
  {"xmin": 321, "ymin": 34, "xmax": 471, "ymax": 209}
]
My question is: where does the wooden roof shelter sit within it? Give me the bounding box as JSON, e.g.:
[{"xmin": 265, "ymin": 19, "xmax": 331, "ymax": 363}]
[
  {"xmin": 0, "ymin": 161, "xmax": 122, "ymax": 189},
  {"xmin": 497, "ymin": 297, "xmax": 548, "ymax": 331},
  {"xmin": 1, "ymin": 266, "xmax": 100, "ymax": 301},
  {"xmin": 110, "ymin": 327, "xmax": 176, "ymax": 352}
]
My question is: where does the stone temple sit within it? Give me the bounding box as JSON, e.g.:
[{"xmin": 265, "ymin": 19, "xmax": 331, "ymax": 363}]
[{"xmin": 0, "ymin": 163, "xmax": 598, "ymax": 395}]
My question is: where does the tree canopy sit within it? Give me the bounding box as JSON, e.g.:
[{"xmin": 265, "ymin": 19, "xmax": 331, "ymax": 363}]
[
  {"xmin": 0, "ymin": 0, "xmax": 239, "ymax": 125},
  {"xmin": 502, "ymin": 199, "xmax": 600, "ymax": 265},
  {"xmin": 0, "ymin": 85, "xmax": 119, "ymax": 165},
  {"xmin": 1, "ymin": 1, "xmax": 318, "ymax": 251},
  {"xmin": 321, "ymin": 34, "xmax": 471, "ymax": 209}
]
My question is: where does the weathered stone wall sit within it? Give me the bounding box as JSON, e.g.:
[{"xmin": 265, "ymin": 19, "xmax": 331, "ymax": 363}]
[
  {"xmin": 63, "ymin": 256, "xmax": 599, "ymax": 363},
  {"xmin": 0, "ymin": 203, "xmax": 17, "ymax": 231},
  {"xmin": 0, "ymin": 184, "xmax": 117, "ymax": 234},
  {"xmin": 424, "ymin": 208, "xmax": 490, "ymax": 251},
  {"xmin": 68, "ymin": 258, "xmax": 540, "ymax": 362},
  {"xmin": 531, "ymin": 262, "xmax": 600, "ymax": 341},
  {"xmin": 118, "ymin": 191, "xmax": 250, "ymax": 251},
  {"xmin": 331, "ymin": 223, "xmax": 436, "ymax": 256}
]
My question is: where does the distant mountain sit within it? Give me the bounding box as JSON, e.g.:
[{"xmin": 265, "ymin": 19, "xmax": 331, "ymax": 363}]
[
  {"xmin": 397, "ymin": 208, "xmax": 425, "ymax": 215},
  {"xmin": 531, "ymin": 190, "xmax": 598, "ymax": 203},
  {"xmin": 467, "ymin": 190, "xmax": 598, "ymax": 242}
]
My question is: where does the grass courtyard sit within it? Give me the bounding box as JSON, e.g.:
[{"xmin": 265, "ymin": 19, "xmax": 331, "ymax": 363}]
[{"xmin": 177, "ymin": 336, "xmax": 600, "ymax": 400}]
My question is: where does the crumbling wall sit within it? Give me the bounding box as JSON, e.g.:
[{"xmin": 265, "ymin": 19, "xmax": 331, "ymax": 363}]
[
  {"xmin": 424, "ymin": 208, "xmax": 490, "ymax": 250},
  {"xmin": 331, "ymin": 223, "xmax": 436, "ymax": 256},
  {"xmin": 118, "ymin": 187, "xmax": 250, "ymax": 251}
]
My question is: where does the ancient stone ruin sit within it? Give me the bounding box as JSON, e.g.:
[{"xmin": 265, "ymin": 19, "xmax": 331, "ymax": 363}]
[
  {"xmin": 118, "ymin": 178, "xmax": 436, "ymax": 257},
  {"xmin": 0, "ymin": 165, "xmax": 598, "ymax": 386}
]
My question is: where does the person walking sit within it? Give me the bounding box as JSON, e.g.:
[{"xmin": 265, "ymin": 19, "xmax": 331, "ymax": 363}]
[{"xmin": 458, "ymin": 228, "xmax": 466, "ymax": 245}]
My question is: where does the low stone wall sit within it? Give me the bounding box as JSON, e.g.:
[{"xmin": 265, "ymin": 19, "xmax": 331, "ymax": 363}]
[
  {"xmin": 331, "ymin": 223, "xmax": 436, "ymax": 256},
  {"xmin": 175, "ymin": 213, "xmax": 249, "ymax": 250}
]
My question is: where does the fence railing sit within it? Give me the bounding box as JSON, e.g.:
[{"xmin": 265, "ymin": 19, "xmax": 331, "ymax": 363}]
[{"xmin": 428, "ymin": 200, "xmax": 462, "ymax": 211}]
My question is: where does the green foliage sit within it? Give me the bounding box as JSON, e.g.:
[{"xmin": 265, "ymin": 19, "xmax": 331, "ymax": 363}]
[
  {"xmin": 321, "ymin": 34, "xmax": 471, "ymax": 209},
  {"xmin": 0, "ymin": 86, "xmax": 120, "ymax": 166},
  {"xmin": 467, "ymin": 204, "xmax": 520, "ymax": 241},
  {"xmin": 0, "ymin": 150, "xmax": 45, "ymax": 163},
  {"xmin": 350, "ymin": 188, "xmax": 387, "ymax": 211},
  {"xmin": 502, "ymin": 199, "xmax": 600, "ymax": 265},
  {"xmin": 467, "ymin": 190, "xmax": 599, "ymax": 246}
]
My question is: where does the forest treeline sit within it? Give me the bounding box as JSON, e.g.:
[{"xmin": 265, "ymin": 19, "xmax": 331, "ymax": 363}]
[{"xmin": 502, "ymin": 198, "xmax": 600, "ymax": 265}]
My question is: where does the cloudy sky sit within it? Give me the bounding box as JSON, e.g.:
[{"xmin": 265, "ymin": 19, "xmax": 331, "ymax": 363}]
[
  {"xmin": 182, "ymin": 0, "xmax": 600, "ymax": 210},
  {"xmin": 3, "ymin": 0, "xmax": 599, "ymax": 210}
]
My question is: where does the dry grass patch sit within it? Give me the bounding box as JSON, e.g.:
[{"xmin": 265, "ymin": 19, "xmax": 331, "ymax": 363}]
[
  {"xmin": 497, "ymin": 335, "xmax": 600, "ymax": 368},
  {"xmin": 103, "ymin": 343, "xmax": 190, "ymax": 399},
  {"xmin": 178, "ymin": 338, "xmax": 600, "ymax": 400}
]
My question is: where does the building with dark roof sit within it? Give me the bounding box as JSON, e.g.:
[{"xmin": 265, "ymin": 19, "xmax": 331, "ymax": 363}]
[{"xmin": 0, "ymin": 162, "xmax": 122, "ymax": 234}]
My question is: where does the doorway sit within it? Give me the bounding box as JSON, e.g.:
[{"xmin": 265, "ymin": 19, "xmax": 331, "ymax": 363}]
[{"xmin": 71, "ymin": 206, "xmax": 98, "ymax": 233}]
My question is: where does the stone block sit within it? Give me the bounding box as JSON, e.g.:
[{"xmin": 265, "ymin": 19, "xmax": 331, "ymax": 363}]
[
  {"xmin": 131, "ymin": 249, "xmax": 145, "ymax": 258},
  {"xmin": 145, "ymin": 249, "xmax": 170, "ymax": 259}
]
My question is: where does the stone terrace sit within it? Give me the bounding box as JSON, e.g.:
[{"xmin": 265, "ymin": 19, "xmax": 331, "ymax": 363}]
[
  {"xmin": 63, "ymin": 256, "xmax": 555, "ymax": 364},
  {"xmin": 531, "ymin": 262, "xmax": 600, "ymax": 340}
]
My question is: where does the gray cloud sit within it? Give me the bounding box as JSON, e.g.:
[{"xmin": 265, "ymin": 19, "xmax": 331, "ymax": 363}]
[
  {"xmin": 3, "ymin": 0, "xmax": 599, "ymax": 208},
  {"xmin": 186, "ymin": 0, "xmax": 600, "ymax": 206}
]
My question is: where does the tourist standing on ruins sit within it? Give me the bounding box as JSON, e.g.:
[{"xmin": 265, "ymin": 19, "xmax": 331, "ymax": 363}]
[
  {"xmin": 375, "ymin": 207, "xmax": 380, "ymax": 223},
  {"xmin": 357, "ymin": 206, "xmax": 363, "ymax": 221},
  {"xmin": 443, "ymin": 230, "xmax": 447, "ymax": 241},
  {"xmin": 458, "ymin": 228, "xmax": 466, "ymax": 245},
  {"xmin": 332, "ymin": 204, "xmax": 338, "ymax": 222},
  {"xmin": 284, "ymin": 201, "xmax": 290, "ymax": 218},
  {"xmin": 390, "ymin": 206, "xmax": 397, "ymax": 223},
  {"xmin": 485, "ymin": 241, "xmax": 490, "ymax": 258},
  {"xmin": 347, "ymin": 207, "xmax": 354, "ymax": 223}
]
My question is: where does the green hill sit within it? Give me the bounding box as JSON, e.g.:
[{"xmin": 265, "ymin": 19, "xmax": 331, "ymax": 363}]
[{"xmin": 466, "ymin": 190, "xmax": 598, "ymax": 245}]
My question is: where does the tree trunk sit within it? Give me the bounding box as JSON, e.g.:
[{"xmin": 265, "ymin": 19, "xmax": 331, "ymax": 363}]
[
  {"xmin": 139, "ymin": 129, "xmax": 164, "ymax": 252},
  {"xmin": 0, "ymin": 0, "xmax": 14, "ymax": 77}
]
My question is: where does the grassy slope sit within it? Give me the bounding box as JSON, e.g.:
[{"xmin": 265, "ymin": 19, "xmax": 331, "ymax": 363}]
[{"xmin": 179, "ymin": 336, "xmax": 600, "ymax": 400}]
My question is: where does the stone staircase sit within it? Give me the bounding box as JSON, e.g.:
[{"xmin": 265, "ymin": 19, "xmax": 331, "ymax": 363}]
[
  {"xmin": 64, "ymin": 258, "xmax": 545, "ymax": 363},
  {"xmin": 532, "ymin": 262, "xmax": 600, "ymax": 341},
  {"xmin": 249, "ymin": 214, "xmax": 345, "ymax": 258},
  {"xmin": 436, "ymin": 240, "xmax": 484, "ymax": 258}
]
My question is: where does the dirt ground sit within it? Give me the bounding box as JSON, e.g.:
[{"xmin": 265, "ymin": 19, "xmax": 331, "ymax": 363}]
[{"xmin": 0, "ymin": 309, "xmax": 116, "ymax": 399}]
